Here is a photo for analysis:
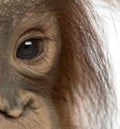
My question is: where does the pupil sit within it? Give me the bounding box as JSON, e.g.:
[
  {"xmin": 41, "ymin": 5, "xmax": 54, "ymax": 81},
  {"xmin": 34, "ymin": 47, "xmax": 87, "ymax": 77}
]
[
  {"xmin": 17, "ymin": 39, "xmax": 39, "ymax": 59},
  {"xmin": 24, "ymin": 41, "xmax": 32, "ymax": 49}
]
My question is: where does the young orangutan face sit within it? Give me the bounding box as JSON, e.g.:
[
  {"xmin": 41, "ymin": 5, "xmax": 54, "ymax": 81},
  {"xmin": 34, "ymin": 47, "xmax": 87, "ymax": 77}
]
[
  {"xmin": 0, "ymin": 0, "xmax": 61, "ymax": 129},
  {"xmin": 0, "ymin": 0, "xmax": 115, "ymax": 129}
]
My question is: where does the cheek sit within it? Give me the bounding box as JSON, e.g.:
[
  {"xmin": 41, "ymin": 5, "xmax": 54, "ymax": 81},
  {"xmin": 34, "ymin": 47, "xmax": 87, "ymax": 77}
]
[{"xmin": 0, "ymin": 96, "xmax": 58, "ymax": 129}]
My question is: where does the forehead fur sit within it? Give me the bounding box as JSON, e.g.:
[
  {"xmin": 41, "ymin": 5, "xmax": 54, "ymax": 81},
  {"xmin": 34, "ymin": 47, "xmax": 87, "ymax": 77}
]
[
  {"xmin": 0, "ymin": 0, "xmax": 46, "ymax": 18},
  {"xmin": 0, "ymin": 0, "xmax": 41, "ymax": 6}
]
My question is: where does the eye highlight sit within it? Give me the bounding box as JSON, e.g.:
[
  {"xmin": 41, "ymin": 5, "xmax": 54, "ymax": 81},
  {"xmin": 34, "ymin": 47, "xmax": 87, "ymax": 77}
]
[{"xmin": 16, "ymin": 39, "xmax": 44, "ymax": 60}]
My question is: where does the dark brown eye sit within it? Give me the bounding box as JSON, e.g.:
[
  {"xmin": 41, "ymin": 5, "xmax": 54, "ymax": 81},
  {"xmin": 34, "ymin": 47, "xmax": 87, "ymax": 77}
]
[{"xmin": 16, "ymin": 39, "xmax": 44, "ymax": 60}]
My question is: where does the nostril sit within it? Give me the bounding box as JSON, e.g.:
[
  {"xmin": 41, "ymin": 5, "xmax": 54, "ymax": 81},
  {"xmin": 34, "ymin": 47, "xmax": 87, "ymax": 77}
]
[
  {"xmin": 0, "ymin": 97, "xmax": 24, "ymax": 118},
  {"xmin": 0, "ymin": 107, "xmax": 23, "ymax": 118},
  {"xmin": 19, "ymin": 91, "xmax": 41, "ymax": 110},
  {"xmin": 0, "ymin": 91, "xmax": 41, "ymax": 118},
  {"xmin": 0, "ymin": 105, "xmax": 24, "ymax": 118},
  {"xmin": 0, "ymin": 99, "xmax": 38, "ymax": 118},
  {"xmin": 7, "ymin": 108, "xmax": 23, "ymax": 118}
]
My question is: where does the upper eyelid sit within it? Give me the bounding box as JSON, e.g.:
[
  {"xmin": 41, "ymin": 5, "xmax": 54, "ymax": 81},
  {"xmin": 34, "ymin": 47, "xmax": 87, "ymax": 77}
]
[
  {"xmin": 15, "ymin": 28, "xmax": 45, "ymax": 48},
  {"xmin": 19, "ymin": 28, "xmax": 44, "ymax": 37},
  {"xmin": 18, "ymin": 28, "xmax": 44, "ymax": 41}
]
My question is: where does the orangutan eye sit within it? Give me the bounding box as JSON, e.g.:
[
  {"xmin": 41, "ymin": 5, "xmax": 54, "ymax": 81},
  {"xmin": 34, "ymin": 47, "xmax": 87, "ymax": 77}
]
[{"xmin": 16, "ymin": 39, "xmax": 44, "ymax": 60}]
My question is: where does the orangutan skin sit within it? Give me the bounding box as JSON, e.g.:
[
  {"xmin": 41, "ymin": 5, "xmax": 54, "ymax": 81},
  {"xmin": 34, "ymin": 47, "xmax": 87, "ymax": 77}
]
[{"xmin": 0, "ymin": 0, "xmax": 114, "ymax": 129}]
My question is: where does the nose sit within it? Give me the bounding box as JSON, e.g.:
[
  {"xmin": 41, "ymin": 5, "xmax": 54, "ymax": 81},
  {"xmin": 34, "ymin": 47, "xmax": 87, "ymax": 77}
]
[
  {"xmin": 0, "ymin": 97, "xmax": 23, "ymax": 118},
  {"xmin": 0, "ymin": 90, "xmax": 40, "ymax": 118}
]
